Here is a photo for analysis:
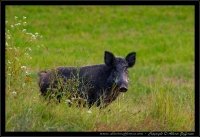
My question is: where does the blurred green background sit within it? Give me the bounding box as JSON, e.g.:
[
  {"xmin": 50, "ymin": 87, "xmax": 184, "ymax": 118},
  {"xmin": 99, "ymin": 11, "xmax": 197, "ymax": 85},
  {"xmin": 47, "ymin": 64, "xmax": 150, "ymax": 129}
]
[{"xmin": 5, "ymin": 6, "xmax": 194, "ymax": 131}]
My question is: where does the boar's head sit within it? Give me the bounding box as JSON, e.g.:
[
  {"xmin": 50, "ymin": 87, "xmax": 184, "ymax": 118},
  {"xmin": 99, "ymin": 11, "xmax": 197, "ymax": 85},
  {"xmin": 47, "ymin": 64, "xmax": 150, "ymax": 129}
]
[{"xmin": 105, "ymin": 51, "xmax": 136, "ymax": 92}]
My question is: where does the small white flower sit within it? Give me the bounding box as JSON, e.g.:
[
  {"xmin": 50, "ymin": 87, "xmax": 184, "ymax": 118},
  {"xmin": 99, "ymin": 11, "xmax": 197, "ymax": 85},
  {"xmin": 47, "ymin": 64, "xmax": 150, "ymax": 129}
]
[
  {"xmin": 25, "ymin": 71, "xmax": 30, "ymax": 75},
  {"xmin": 26, "ymin": 32, "xmax": 31, "ymax": 35},
  {"xmin": 8, "ymin": 61, "xmax": 11, "ymax": 64},
  {"xmin": 23, "ymin": 16, "xmax": 27, "ymax": 19},
  {"xmin": 15, "ymin": 23, "xmax": 21, "ymax": 26},
  {"xmin": 35, "ymin": 32, "xmax": 39, "ymax": 35},
  {"xmin": 22, "ymin": 29, "xmax": 26, "ymax": 32},
  {"xmin": 33, "ymin": 96, "xmax": 37, "ymax": 101},
  {"xmin": 11, "ymin": 25, "xmax": 14, "ymax": 28},
  {"xmin": 31, "ymin": 35, "xmax": 36, "ymax": 40},
  {"xmin": 15, "ymin": 16, "xmax": 18, "ymax": 19},
  {"xmin": 65, "ymin": 99, "xmax": 73, "ymax": 105},
  {"xmin": 65, "ymin": 99, "xmax": 72, "ymax": 103},
  {"xmin": 12, "ymin": 91, "xmax": 17, "ymax": 95},
  {"xmin": 87, "ymin": 110, "xmax": 92, "ymax": 114},
  {"xmin": 21, "ymin": 66, "xmax": 27, "ymax": 69}
]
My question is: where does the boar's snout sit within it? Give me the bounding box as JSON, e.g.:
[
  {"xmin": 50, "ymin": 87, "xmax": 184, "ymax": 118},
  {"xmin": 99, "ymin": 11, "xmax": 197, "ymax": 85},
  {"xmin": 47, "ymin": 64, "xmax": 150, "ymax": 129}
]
[
  {"xmin": 117, "ymin": 74, "xmax": 128, "ymax": 92},
  {"xmin": 119, "ymin": 84, "xmax": 128, "ymax": 92},
  {"xmin": 116, "ymin": 80, "xmax": 128, "ymax": 92},
  {"xmin": 114, "ymin": 74, "xmax": 129, "ymax": 92}
]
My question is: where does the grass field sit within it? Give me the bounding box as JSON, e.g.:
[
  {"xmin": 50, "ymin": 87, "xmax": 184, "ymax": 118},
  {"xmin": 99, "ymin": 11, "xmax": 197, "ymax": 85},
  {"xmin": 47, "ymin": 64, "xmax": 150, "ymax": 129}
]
[{"xmin": 5, "ymin": 6, "xmax": 194, "ymax": 131}]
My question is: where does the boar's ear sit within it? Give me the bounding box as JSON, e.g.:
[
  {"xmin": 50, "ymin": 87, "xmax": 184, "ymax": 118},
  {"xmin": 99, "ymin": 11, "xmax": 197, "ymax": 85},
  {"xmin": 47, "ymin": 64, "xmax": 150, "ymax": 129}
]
[
  {"xmin": 104, "ymin": 51, "xmax": 115, "ymax": 66},
  {"xmin": 126, "ymin": 52, "xmax": 136, "ymax": 67}
]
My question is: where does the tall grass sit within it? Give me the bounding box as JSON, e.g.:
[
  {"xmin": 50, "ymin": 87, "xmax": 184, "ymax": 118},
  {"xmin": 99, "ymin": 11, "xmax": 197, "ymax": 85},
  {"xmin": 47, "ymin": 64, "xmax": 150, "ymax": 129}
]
[{"xmin": 5, "ymin": 6, "xmax": 194, "ymax": 131}]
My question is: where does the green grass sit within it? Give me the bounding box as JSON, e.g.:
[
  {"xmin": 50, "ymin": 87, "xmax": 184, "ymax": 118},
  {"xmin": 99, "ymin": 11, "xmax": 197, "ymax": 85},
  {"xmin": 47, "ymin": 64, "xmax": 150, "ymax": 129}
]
[{"xmin": 5, "ymin": 6, "xmax": 194, "ymax": 131}]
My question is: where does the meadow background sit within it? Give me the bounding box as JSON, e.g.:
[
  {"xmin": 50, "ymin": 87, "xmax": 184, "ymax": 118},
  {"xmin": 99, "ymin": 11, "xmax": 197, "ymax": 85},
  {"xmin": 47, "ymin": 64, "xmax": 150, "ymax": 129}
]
[{"xmin": 5, "ymin": 6, "xmax": 194, "ymax": 131}]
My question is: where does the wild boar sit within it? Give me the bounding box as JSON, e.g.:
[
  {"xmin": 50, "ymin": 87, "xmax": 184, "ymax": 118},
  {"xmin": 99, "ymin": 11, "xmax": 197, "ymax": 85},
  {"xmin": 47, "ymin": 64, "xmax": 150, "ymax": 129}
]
[{"xmin": 38, "ymin": 51, "xmax": 136, "ymax": 108}]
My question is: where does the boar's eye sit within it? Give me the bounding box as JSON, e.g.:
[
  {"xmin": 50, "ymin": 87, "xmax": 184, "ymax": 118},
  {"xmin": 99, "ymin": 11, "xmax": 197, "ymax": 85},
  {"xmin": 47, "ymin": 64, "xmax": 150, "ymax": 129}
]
[
  {"xmin": 113, "ymin": 70, "xmax": 118, "ymax": 75},
  {"xmin": 113, "ymin": 70, "xmax": 120, "ymax": 78}
]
